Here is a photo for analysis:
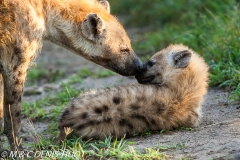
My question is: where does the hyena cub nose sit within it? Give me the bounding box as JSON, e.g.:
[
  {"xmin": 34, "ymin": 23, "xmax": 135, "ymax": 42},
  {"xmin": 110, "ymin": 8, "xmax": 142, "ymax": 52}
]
[{"xmin": 135, "ymin": 60, "xmax": 156, "ymax": 84}]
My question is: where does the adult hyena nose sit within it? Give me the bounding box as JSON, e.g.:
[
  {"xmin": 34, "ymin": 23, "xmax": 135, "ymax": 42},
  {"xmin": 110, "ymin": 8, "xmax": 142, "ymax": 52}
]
[
  {"xmin": 113, "ymin": 54, "xmax": 143, "ymax": 76},
  {"xmin": 135, "ymin": 56, "xmax": 144, "ymax": 72},
  {"xmin": 127, "ymin": 56, "xmax": 143, "ymax": 76}
]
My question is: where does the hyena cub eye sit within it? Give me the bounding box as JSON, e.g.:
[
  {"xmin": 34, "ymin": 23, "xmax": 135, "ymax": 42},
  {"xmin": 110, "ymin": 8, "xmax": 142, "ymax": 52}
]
[{"xmin": 146, "ymin": 60, "xmax": 155, "ymax": 68}]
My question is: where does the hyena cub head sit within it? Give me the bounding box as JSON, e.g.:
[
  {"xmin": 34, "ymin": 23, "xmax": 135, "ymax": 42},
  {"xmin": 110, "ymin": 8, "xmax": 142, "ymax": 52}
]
[
  {"xmin": 80, "ymin": 1, "xmax": 143, "ymax": 76},
  {"xmin": 135, "ymin": 44, "xmax": 200, "ymax": 85}
]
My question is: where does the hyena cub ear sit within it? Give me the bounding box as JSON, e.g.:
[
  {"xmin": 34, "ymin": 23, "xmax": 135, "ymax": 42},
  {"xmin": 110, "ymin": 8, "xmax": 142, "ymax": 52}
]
[
  {"xmin": 81, "ymin": 14, "xmax": 106, "ymax": 42},
  {"xmin": 98, "ymin": 0, "xmax": 110, "ymax": 13},
  {"xmin": 172, "ymin": 50, "xmax": 192, "ymax": 68}
]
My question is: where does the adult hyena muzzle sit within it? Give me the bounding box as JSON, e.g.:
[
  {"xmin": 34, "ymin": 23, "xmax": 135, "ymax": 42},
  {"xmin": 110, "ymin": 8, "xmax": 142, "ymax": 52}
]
[
  {"xmin": 123, "ymin": 55, "xmax": 143, "ymax": 76},
  {"xmin": 112, "ymin": 56, "xmax": 143, "ymax": 76},
  {"xmin": 95, "ymin": 53, "xmax": 143, "ymax": 76}
]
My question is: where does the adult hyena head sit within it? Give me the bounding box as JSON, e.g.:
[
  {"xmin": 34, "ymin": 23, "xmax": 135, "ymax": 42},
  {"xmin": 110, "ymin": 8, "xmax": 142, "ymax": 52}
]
[
  {"xmin": 80, "ymin": 13, "xmax": 143, "ymax": 76},
  {"xmin": 48, "ymin": 0, "xmax": 143, "ymax": 76},
  {"xmin": 135, "ymin": 44, "xmax": 192, "ymax": 84}
]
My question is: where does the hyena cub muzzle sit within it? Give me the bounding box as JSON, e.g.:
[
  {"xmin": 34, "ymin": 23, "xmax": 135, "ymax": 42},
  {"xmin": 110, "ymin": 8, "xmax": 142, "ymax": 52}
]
[{"xmin": 56, "ymin": 44, "xmax": 209, "ymax": 142}]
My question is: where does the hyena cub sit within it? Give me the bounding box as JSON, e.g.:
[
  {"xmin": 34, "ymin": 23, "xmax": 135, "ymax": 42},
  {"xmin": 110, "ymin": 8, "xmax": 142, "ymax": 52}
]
[{"xmin": 57, "ymin": 44, "xmax": 209, "ymax": 141}]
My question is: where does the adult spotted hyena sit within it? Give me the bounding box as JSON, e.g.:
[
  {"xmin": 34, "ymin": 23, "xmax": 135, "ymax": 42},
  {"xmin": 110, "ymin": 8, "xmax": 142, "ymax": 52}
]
[
  {"xmin": 0, "ymin": 0, "xmax": 143, "ymax": 150},
  {"xmin": 57, "ymin": 44, "xmax": 209, "ymax": 141}
]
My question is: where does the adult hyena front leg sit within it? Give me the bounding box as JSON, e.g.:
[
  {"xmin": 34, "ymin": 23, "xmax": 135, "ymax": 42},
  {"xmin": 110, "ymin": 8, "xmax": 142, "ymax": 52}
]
[
  {"xmin": 1, "ymin": 49, "xmax": 32, "ymax": 151},
  {"xmin": 0, "ymin": 74, "xmax": 3, "ymax": 149},
  {"xmin": 2, "ymin": 67, "xmax": 26, "ymax": 151},
  {"xmin": 0, "ymin": 74, "xmax": 3, "ymax": 133}
]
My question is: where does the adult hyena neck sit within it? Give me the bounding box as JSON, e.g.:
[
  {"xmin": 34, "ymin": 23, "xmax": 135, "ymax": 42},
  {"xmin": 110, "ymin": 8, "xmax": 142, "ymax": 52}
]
[
  {"xmin": 43, "ymin": 0, "xmax": 111, "ymax": 23},
  {"xmin": 42, "ymin": 0, "xmax": 109, "ymax": 36}
]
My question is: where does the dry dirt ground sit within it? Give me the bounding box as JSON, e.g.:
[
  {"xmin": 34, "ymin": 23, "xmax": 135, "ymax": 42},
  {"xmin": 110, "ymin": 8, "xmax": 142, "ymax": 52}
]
[{"xmin": 2, "ymin": 41, "xmax": 240, "ymax": 160}]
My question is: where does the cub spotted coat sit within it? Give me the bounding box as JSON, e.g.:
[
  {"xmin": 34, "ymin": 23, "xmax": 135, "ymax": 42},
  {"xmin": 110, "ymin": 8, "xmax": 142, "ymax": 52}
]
[
  {"xmin": 0, "ymin": 0, "xmax": 142, "ymax": 150},
  {"xmin": 57, "ymin": 44, "xmax": 209, "ymax": 141}
]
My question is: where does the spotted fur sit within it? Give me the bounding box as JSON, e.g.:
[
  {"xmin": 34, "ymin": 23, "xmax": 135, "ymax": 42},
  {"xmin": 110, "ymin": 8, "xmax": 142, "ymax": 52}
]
[
  {"xmin": 57, "ymin": 44, "xmax": 209, "ymax": 141},
  {"xmin": 0, "ymin": 0, "xmax": 143, "ymax": 150}
]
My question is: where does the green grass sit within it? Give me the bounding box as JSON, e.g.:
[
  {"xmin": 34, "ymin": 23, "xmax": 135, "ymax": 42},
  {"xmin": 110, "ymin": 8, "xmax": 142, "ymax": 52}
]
[
  {"xmin": 29, "ymin": 136, "xmax": 167, "ymax": 159},
  {"xmin": 110, "ymin": 0, "xmax": 234, "ymax": 27},
  {"xmin": 27, "ymin": 68, "xmax": 65, "ymax": 86},
  {"xmin": 22, "ymin": 84, "xmax": 80, "ymax": 121},
  {"xmin": 77, "ymin": 68, "xmax": 115, "ymax": 78},
  {"xmin": 66, "ymin": 68, "xmax": 115, "ymax": 84},
  {"xmin": 26, "ymin": 67, "xmax": 115, "ymax": 86}
]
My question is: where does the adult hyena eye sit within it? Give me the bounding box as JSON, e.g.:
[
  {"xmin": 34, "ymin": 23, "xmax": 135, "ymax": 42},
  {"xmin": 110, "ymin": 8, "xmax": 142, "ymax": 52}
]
[{"xmin": 120, "ymin": 48, "xmax": 130, "ymax": 54}]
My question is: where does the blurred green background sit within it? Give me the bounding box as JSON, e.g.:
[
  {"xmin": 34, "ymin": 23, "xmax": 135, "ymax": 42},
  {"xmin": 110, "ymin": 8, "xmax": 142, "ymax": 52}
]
[{"xmin": 109, "ymin": 0, "xmax": 240, "ymax": 101}]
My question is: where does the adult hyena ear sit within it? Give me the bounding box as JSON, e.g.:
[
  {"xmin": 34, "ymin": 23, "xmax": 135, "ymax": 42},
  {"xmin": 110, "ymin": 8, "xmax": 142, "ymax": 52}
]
[
  {"xmin": 172, "ymin": 50, "xmax": 192, "ymax": 68},
  {"xmin": 98, "ymin": 0, "xmax": 110, "ymax": 13},
  {"xmin": 81, "ymin": 13, "xmax": 106, "ymax": 41}
]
